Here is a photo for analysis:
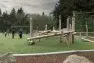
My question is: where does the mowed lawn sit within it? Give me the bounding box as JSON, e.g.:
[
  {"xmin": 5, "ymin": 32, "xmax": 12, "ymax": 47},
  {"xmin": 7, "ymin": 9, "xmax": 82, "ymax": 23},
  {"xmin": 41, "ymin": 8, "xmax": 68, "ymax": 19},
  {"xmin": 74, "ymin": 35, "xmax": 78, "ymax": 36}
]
[{"xmin": 0, "ymin": 33, "xmax": 94, "ymax": 54}]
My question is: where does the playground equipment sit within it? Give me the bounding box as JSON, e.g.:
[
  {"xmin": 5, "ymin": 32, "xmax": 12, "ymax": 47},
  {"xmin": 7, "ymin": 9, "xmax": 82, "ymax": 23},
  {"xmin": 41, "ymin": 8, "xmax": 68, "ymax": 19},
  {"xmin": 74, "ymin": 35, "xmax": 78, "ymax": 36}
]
[
  {"xmin": 81, "ymin": 32, "xmax": 94, "ymax": 43},
  {"xmin": 27, "ymin": 11, "xmax": 76, "ymax": 46},
  {"xmin": 71, "ymin": 11, "xmax": 94, "ymax": 43},
  {"xmin": 80, "ymin": 22, "xmax": 94, "ymax": 42}
]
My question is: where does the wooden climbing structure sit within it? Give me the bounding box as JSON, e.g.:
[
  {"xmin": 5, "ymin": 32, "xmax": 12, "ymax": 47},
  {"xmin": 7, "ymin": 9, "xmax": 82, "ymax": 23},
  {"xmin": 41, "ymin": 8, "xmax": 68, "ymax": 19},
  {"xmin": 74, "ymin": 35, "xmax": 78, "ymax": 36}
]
[{"xmin": 27, "ymin": 11, "xmax": 76, "ymax": 46}]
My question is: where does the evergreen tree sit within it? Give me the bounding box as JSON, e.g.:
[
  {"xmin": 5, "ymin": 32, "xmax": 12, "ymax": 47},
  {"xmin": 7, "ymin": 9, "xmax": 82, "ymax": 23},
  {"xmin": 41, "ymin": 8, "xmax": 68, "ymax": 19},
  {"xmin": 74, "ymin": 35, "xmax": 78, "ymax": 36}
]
[
  {"xmin": 17, "ymin": 8, "xmax": 25, "ymax": 25},
  {"xmin": 0, "ymin": 9, "xmax": 2, "ymax": 16},
  {"xmin": 9, "ymin": 8, "xmax": 17, "ymax": 25}
]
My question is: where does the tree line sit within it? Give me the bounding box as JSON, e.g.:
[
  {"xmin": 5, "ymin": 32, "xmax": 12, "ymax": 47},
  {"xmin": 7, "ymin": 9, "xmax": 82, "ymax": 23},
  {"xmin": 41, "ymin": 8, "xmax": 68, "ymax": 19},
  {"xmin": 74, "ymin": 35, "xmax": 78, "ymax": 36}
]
[
  {"xmin": 53, "ymin": 0, "xmax": 94, "ymax": 32},
  {"xmin": 0, "ymin": 8, "xmax": 30, "ymax": 33},
  {"xmin": 0, "ymin": 8, "xmax": 54, "ymax": 33}
]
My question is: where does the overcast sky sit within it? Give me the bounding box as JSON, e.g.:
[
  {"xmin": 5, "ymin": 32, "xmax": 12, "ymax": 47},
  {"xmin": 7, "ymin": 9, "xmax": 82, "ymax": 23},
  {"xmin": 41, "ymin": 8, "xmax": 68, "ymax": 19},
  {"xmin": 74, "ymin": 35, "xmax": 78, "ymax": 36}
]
[{"xmin": 0, "ymin": 0, "xmax": 58, "ymax": 15}]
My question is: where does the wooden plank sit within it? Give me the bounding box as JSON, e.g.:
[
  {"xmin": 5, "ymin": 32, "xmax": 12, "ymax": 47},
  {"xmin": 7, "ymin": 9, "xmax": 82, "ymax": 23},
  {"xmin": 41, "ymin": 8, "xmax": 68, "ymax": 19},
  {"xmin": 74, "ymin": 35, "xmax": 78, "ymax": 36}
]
[{"xmin": 81, "ymin": 38, "xmax": 94, "ymax": 42}]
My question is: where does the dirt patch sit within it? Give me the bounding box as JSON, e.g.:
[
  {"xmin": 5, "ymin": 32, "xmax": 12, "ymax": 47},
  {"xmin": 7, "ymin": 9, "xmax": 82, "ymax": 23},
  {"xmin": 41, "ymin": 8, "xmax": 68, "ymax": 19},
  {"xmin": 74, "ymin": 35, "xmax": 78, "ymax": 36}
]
[{"xmin": 0, "ymin": 53, "xmax": 16, "ymax": 63}]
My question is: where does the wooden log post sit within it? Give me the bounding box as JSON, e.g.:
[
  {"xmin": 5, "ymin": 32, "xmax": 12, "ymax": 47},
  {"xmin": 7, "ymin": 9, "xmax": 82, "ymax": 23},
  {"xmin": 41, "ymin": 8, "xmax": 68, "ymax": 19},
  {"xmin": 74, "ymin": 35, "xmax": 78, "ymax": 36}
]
[
  {"xmin": 29, "ymin": 17, "xmax": 35, "ymax": 45},
  {"xmin": 60, "ymin": 35, "xmax": 63, "ymax": 43},
  {"xmin": 69, "ymin": 24, "xmax": 72, "ymax": 31},
  {"xmin": 66, "ymin": 33, "xmax": 71, "ymax": 47},
  {"xmin": 67, "ymin": 16, "xmax": 70, "ymax": 31},
  {"xmin": 71, "ymin": 11, "xmax": 76, "ymax": 44},
  {"xmin": 45, "ymin": 24, "xmax": 48, "ymax": 31},
  {"xmin": 80, "ymin": 32, "xmax": 82, "ymax": 38},
  {"xmin": 86, "ymin": 24, "xmax": 88, "ymax": 38},
  {"xmin": 60, "ymin": 31, "xmax": 64, "ymax": 43},
  {"xmin": 53, "ymin": 26, "xmax": 55, "ymax": 31},
  {"xmin": 72, "ymin": 11, "xmax": 76, "ymax": 32},
  {"xmin": 59, "ymin": 15, "xmax": 62, "ymax": 43},
  {"xmin": 30, "ymin": 17, "xmax": 33, "ymax": 38},
  {"xmin": 70, "ymin": 33, "xmax": 73, "ymax": 44},
  {"xmin": 72, "ymin": 34, "xmax": 74, "ymax": 44},
  {"xmin": 59, "ymin": 15, "xmax": 62, "ymax": 31}
]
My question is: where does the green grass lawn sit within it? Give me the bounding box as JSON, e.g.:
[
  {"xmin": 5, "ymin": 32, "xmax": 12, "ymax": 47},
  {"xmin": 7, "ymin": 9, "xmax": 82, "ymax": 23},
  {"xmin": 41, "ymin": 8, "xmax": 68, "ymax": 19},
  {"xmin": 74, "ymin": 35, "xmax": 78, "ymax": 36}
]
[{"xmin": 0, "ymin": 33, "xmax": 94, "ymax": 54}]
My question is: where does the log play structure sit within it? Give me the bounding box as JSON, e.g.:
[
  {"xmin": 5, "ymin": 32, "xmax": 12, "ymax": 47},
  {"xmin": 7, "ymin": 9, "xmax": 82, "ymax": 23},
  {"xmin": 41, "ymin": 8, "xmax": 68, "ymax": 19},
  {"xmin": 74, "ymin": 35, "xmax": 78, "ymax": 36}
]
[{"xmin": 27, "ymin": 11, "xmax": 76, "ymax": 46}]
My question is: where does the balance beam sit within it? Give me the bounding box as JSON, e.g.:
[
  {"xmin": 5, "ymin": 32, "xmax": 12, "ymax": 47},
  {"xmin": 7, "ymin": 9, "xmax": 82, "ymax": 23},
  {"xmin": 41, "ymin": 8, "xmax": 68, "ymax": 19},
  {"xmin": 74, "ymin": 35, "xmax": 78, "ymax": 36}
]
[
  {"xmin": 27, "ymin": 31, "xmax": 75, "ymax": 40},
  {"xmin": 81, "ymin": 38, "xmax": 94, "ymax": 42},
  {"xmin": 27, "ymin": 33, "xmax": 61, "ymax": 40}
]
